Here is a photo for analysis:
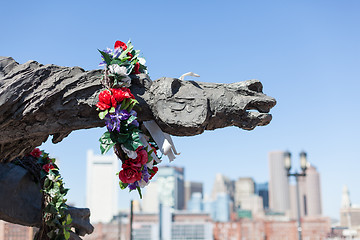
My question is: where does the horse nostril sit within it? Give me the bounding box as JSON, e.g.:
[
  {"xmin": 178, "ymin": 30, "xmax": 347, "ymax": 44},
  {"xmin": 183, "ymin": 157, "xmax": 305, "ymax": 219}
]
[{"xmin": 247, "ymin": 80, "xmax": 263, "ymax": 93}]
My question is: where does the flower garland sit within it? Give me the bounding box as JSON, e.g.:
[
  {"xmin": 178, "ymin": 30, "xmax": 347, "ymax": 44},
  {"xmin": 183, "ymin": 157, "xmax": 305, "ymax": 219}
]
[
  {"xmin": 97, "ymin": 40, "xmax": 160, "ymax": 198},
  {"xmin": 29, "ymin": 148, "xmax": 72, "ymax": 240}
]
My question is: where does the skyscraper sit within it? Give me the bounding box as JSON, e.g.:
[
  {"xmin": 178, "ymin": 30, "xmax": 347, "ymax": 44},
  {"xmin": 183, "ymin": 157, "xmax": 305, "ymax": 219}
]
[
  {"xmin": 289, "ymin": 163, "xmax": 323, "ymax": 218},
  {"xmin": 187, "ymin": 192, "xmax": 203, "ymax": 212},
  {"xmin": 184, "ymin": 181, "xmax": 203, "ymax": 209},
  {"xmin": 86, "ymin": 150, "xmax": 119, "ymax": 223},
  {"xmin": 142, "ymin": 166, "xmax": 185, "ymax": 212},
  {"xmin": 142, "ymin": 181, "xmax": 159, "ymax": 213},
  {"xmin": 211, "ymin": 173, "xmax": 234, "ymax": 202},
  {"xmin": 268, "ymin": 151, "xmax": 290, "ymax": 215},
  {"xmin": 305, "ymin": 164, "xmax": 322, "ymax": 216},
  {"xmin": 255, "ymin": 182, "xmax": 269, "ymax": 209},
  {"xmin": 215, "ymin": 193, "xmax": 230, "ymax": 222},
  {"xmin": 234, "ymin": 177, "xmax": 255, "ymax": 209}
]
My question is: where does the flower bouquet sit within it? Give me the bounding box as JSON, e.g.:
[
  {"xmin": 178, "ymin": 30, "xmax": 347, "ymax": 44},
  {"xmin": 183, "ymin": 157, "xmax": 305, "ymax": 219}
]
[{"xmin": 97, "ymin": 40, "xmax": 162, "ymax": 198}]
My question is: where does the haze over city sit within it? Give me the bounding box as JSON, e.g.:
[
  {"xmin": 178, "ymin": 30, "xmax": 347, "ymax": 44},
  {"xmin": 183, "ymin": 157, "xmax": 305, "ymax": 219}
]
[{"xmin": 1, "ymin": 0, "xmax": 360, "ymax": 222}]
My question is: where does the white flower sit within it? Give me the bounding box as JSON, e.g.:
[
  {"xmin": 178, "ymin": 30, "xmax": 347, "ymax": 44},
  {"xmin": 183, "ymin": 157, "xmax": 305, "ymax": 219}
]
[
  {"xmin": 109, "ymin": 64, "xmax": 127, "ymax": 75},
  {"xmin": 121, "ymin": 145, "xmax": 137, "ymax": 159},
  {"xmin": 48, "ymin": 189, "xmax": 57, "ymax": 198},
  {"xmin": 108, "ymin": 65, "xmax": 132, "ymax": 85},
  {"xmin": 138, "ymin": 57, "xmax": 146, "ymax": 66},
  {"xmin": 47, "ymin": 172, "xmax": 57, "ymax": 182}
]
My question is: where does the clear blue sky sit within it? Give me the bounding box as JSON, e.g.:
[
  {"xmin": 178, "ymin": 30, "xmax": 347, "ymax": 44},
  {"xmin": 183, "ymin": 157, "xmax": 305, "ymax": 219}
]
[{"xmin": 1, "ymin": 0, "xmax": 360, "ymax": 220}]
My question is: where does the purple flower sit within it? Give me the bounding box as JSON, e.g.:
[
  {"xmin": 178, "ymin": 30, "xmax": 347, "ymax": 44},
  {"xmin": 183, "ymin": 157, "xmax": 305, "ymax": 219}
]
[
  {"xmin": 129, "ymin": 110, "xmax": 139, "ymax": 127},
  {"xmin": 141, "ymin": 167, "xmax": 150, "ymax": 183},
  {"xmin": 99, "ymin": 48, "xmax": 114, "ymax": 66},
  {"xmin": 104, "ymin": 108, "xmax": 130, "ymax": 132},
  {"xmin": 113, "ymin": 48, "xmax": 122, "ymax": 59},
  {"xmin": 104, "ymin": 113, "xmax": 117, "ymax": 132},
  {"xmin": 128, "ymin": 181, "xmax": 139, "ymax": 190}
]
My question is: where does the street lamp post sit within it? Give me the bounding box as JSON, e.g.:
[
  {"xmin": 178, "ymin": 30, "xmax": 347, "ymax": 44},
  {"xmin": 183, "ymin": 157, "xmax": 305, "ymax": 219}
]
[{"xmin": 284, "ymin": 151, "xmax": 308, "ymax": 240}]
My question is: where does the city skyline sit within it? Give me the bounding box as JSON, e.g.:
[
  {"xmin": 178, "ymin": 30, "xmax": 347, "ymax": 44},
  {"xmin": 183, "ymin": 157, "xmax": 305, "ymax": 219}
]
[{"xmin": 1, "ymin": 0, "xmax": 359, "ymax": 221}]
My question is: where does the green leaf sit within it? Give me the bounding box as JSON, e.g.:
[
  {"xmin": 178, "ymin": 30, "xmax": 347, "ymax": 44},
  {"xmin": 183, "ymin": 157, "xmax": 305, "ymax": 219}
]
[
  {"xmin": 110, "ymin": 59, "xmax": 122, "ymax": 65},
  {"xmin": 66, "ymin": 214, "xmax": 72, "ymax": 225},
  {"xmin": 99, "ymin": 131, "xmax": 115, "ymax": 154},
  {"xmin": 126, "ymin": 64, "xmax": 135, "ymax": 75},
  {"xmin": 126, "ymin": 115, "xmax": 137, "ymax": 126},
  {"xmin": 114, "ymin": 132, "xmax": 130, "ymax": 144},
  {"xmin": 119, "ymin": 181, "xmax": 128, "ymax": 190},
  {"xmin": 118, "ymin": 45, "xmax": 133, "ymax": 60},
  {"xmin": 100, "ymin": 142, "xmax": 115, "ymax": 155},
  {"xmin": 64, "ymin": 229, "xmax": 70, "ymax": 240},
  {"xmin": 139, "ymin": 63, "xmax": 147, "ymax": 73},
  {"xmin": 109, "ymin": 107, "xmax": 115, "ymax": 113},
  {"xmin": 98, "ymin": 110, "xmax": 108, "ymax": 120},
  {"xmin": 44, "ymin": 178, "xmax": 52, "ymax": 189},
  {"xmin": 120, "ymin": 98, "xmax": 131, "ymax": 110},
  {"xmin": 99, "ymin": 131, "xmax": 113, "ymax": 144},
  {"xmin": 98, "ymin": 49, "xmax": 112, "ymax": 65},
  {"xmin": 137, "ymin": 187, "xmax": 143, "ymax": 199},
  {"xmin": 123, "ymin": 130, "xmax": 142, "ymax": 151},
  {"xmin": 127, "ymin": 99, "xmax": 139, "ymax": 111}
]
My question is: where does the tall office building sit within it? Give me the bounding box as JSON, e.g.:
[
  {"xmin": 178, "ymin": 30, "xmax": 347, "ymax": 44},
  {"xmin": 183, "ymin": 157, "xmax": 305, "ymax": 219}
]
[
  {"xmin": 187, "ymin": 192, "xmax": 203, "ymax": 212},
  {"xmin": 234, "ymin": 177, "xmax": 255, "ymax": 209},
  {"xmin": 289, "ymin": 176, "xmax": 307, "ymax": 219},
  {"xmin": 86, "ymin": 150, "xmax": 119, "ymax": 223},
  {"xmin": 268, "ymin": 151, "xmax": 290, "ymax": 215},
  {"xmin": 157, "ymin": 166, "xmax": 185, "ymax": 210},
  {"xmin": 142, "ymin": 181, "xmax": 159, "ymax": 213},
  {"xmin": 305, "ymin": 164, "xmax": 322, "ymax": 216},
  {"xmin": 211, "ymin": 173, "xmax": 234, "ymax": 202},
  {"xmin": 184, "ymin": 181, "xmax": 203, "ymax": 209},
  {"xmin": 289, "ymin": 163, "xmax": 322, "ymax": 218},
  {"xmin": 214, "ymin": 193, "xmax": 231, "ymax": 222},
  {"xmin": 142, "ymin": 166, "xmax": 185, "ymax": 212},
  {"xmin": 255, "ymin": 182, "xmax": 269, "ymax": 209}
]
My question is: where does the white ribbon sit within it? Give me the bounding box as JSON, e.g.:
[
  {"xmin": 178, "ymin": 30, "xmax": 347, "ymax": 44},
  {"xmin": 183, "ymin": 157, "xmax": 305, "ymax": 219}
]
[
  {"xmin": 179, "ymin": 72, "xmax": 200, "ymax": 80},
  {"xmin": 143, "ymin": 120, "xmax": 180, "ymax": 162}
]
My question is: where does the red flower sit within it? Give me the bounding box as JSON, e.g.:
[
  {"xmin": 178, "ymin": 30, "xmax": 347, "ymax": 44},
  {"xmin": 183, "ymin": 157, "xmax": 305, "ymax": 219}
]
[
  {"xmin": 150, "ymin": 167, "xmax": 158, "ymax": 180},
  {"xmin": 136, "ymin": 147, "xmax": 148, "ymax": 165},
  {"xmin": 30, "ymin": 148, "xmax": 42, "ymax": 158},
  {"xmin": 111, "ymin": 88, "xmax": 135, "ymax": 103},
  {"xmin": 124, "ymin": 147, "xmax": 148, "ymax": 168},
  {"xmin": 43, "ymin": 163, "xmax": 55, "ymax": 173},
  {"xmin": 127, "ymin": 52, "xmax": 133, "ymax": 61},
  {"xmin": 96, "ymin": 90, "xmax": 117, "ymax": 110},
  {"xmin": 114, "ymin": 41, "xmax": 127, "ymax": 51},
  {"xmin": 124, "ymin": 158, "xmax": 142, "ymax": 168},
  {"xmin": 132, "ymin": 62, "xmax": 140, "ymax": 74},
  {"xmin": 119, "ymin": 164, "xmax": 142, "ymax": 183}
]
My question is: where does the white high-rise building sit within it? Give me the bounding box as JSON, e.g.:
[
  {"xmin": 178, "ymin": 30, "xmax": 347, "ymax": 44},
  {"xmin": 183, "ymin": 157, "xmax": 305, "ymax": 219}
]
[
  {"xmin": 142, "ymin": 166, "xmax": 185, "ymax": 212},
  {"xmin": 234, "ymin": 177, "xmax": 255, "ymax": 209},
  {"xmin": 86, "ymin": 150, "xmax": 119, "ymax": 223},
  {"xmin": 305, "ymin": 164, "xmax": 322, "ymax": 216},
  {"xmin": 211, "ymin": 173, "xmax": 234, "ymax": 201},
  {"xmin": 289, "ymin": 163, "xmax": 323, "ymax": 218},
  {"xmin": 184, "ymin": 181, "xmax": 203, "ymax": 209},
  {"xmin": 142, "ymin": 181, "xmax": 159, "ymax": 213},
  {"xmin": 268, "ymin": 151, "xmax": 291, "ymax": 215}
]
